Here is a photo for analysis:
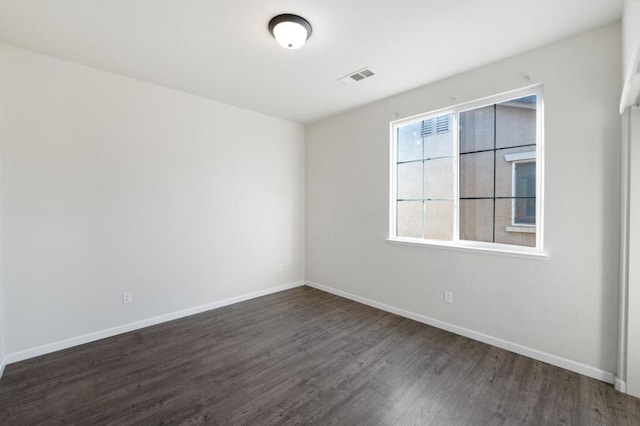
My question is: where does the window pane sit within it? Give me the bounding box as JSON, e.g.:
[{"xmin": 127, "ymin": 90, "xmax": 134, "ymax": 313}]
[
  {"xmin": 514, "ymin": 162, "xmax": 535, "ymax": 225},
  {"xmin": 459, "ymin": 105, "xmax": 494, "ymax": 153},
  {"xmin": 514, "ymin": 197, "xmax": 536, "ymax": 225},
  {"xmin": 425, "ymin": 157, "xmax": 453, "ymax": 199},
  {"xmin": 459, "ymin": 151, "xmax": 493, "ymax": 198},
  {"xmin": 425, "ymin": 200, "xmax": 453, "ymax": 240},
  {"xmin": 397, "ymin": 122, "xmax": 423, "ymax": 162},
  {"xmin": 397, "ymin": 201, "xmax": 423, "ymax": 238},
  {"xmin": 516, "ymin": 162, "xmax": 536, "ymax": 196},
  {"xmin": 495, "ymin": 199, "xmax": 536, "ymax": 247},
  {"xmin": 495, "ymin": 146, "xmax": 536, "ymax": 197},
  {"xmin": 397, "ymin": 162, "xmax": 422, "ymax": 200},
  {"xmin": 496, "ymin": 95, "xmax": 536, "ymax": 149},
  {"xmin": 460, "ymin": 199, "xmax": 493, "ymax": 243},
  {"xmin": 424, "ymin": 114, "xmax": 454, "ymax": 159}
]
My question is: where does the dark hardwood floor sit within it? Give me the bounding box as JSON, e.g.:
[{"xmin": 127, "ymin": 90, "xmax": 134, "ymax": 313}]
[{"xmin": 0, "ymin": 286, "xmax": 638, "ymax": 425}]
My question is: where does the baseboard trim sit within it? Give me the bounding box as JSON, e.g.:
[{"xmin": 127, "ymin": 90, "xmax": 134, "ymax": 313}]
[
  {"xmin": 615, "ymin": 377, "xmax": 627, "ymax": 393},
  {"xmin": 305, "ymin": 280, "xmax": 615, "ymax": 385},
  {"xmin": 6, "ymin": 281, "xmax": 305, "ymax": 364},
  {"xmin": 0, "ymin": 356, "xmax": 6, "ymax": 378}
]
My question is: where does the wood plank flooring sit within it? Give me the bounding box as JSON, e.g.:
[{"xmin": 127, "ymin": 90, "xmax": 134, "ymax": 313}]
[{"xmin": 0, "ymin": 286, "xmax": 638, "ymax": 425}]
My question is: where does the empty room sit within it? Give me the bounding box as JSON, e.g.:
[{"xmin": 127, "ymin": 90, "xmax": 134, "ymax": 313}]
[{"xmin": 0, "ymin": 0, "xmax": 640, "ymax": 424}]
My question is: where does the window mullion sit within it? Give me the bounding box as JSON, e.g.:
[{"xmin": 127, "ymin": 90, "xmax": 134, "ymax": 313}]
[
  {"xmin": 422, "ymin": 129, "xmax": 426, "ymax": 240},
  {"xmin": 492, "ymin": 103, "xmax": 497, "ymax": 243},
  {"xmin": 453, "ymin": 112, "xmax": 460, "ymax": 242},
  {"xmin": 535, "ymin": 94, "xmax": 543, "ymax": 250}
]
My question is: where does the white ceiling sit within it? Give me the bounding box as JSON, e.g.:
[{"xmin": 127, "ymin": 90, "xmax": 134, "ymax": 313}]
[{"xmin": 0, "ymin": 0, "xmax": 624, "ymax": 123}]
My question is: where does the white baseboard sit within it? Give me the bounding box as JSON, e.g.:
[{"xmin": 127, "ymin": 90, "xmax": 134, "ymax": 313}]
[
  {"xmin": 6, "ymin": 281, "xmax": 305, "ymax": 364},
  {"xmin": 615, "ymin": 377, "xmax": 627, "ymax": 393},
  {"xmin": 0, "ymin": 356, "xmax": 6, "ymax": 378},
  {"xmin": 305, "ymin": 280, "xmax": 616, "ymax": 385}
]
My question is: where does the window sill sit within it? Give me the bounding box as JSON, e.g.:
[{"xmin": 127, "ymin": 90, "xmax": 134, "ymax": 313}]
[
  {"xmin": 505, "ymin": 225, "xmax": 536, "ymax": 233},
  {"xmin": 386, "ymin": 237, "xmax": 548, "ymax": 260}
]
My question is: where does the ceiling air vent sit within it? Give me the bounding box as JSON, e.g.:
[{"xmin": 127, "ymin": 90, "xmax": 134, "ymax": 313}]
[{"xmin": 338, "ymin": 67, "xmax": 376, "ymax": 85}]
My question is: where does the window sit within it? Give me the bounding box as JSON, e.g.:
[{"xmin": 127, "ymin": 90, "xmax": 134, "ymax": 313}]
[
  {"xmin": 390, "ymin": 87, "xmax": 543, "ymax": 253},
  {"xmin": 513, "ymin": 160, "xmax": 535, "ymax": 225}
]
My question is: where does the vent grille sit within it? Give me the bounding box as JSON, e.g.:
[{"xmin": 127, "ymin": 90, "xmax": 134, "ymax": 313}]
[
  {"xmin": 338, "ymin": 67, "xmax": 376, "ymax": 85},
  {"xmin": 436, "ymin": 116, "xmax": 449, "ymax": 134},
  {"xmin": 421, "ymin": 116, "xmax": 449, "ymax": 136},
  {"xmin": 421, "ymin": 120, "xmax": 433, "ymax": 137}
]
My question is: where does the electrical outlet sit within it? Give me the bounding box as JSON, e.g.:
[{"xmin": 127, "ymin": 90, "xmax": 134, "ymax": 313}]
[
  {"xmin": 443, "ymin": 291, "xmax": 453, "ymax": 304},
  {"xmin": 122, "ymin": 292, "xmax": 133, "ymax": 305}
]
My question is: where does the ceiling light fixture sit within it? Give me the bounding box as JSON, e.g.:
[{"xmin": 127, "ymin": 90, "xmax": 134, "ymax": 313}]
[{"xmin": 268, "ymin": 14, "xmax": 312, "ymax": 50}]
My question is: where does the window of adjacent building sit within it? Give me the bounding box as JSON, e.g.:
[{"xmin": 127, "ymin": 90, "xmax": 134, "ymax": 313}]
[
  {"xmin": 513, "ymin": 160, "xmax": 535, "ymax": 225},
  {"xmin": 390, "ymin": 87, "xmax": 543, "ymax": 252}
]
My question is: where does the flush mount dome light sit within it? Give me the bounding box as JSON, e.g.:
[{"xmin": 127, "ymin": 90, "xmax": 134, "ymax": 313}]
[{"xmin": 268, "ymin": 14, "xmax": 312, "ymax": 49}]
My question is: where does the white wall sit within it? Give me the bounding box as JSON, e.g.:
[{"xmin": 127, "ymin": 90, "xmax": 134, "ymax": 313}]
[
  {"xmin": 0, "ymin": 115, "xmax": 4, "ymax": 369},
  {"xmin": 0, "ymin": 44, "xmax": 305, "ymax": 354},
  {"xmin": 306, "ymin": 23, "xmax": 621, "ymax": 375},
  {"xmin": 628, "ymin": 106, "xmax": 640, "ymax": 396}
]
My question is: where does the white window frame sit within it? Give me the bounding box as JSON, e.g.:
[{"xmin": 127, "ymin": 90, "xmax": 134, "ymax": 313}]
[{"xmin": 387, "ymin": 85, "xmax": 546, "ymax": 258}]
